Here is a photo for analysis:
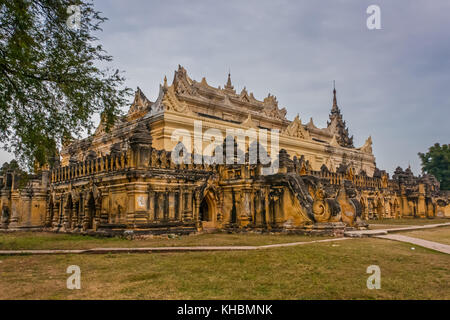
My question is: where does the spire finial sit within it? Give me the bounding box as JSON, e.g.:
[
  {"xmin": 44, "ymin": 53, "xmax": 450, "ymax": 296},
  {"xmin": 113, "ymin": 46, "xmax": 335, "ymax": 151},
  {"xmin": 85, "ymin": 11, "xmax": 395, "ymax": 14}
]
[
  {"xmin": 332, "ymin": 81, "xmax": 338, "ymax": 112},
  {"xmin": 163, "ymin": 75, "xmax": 168, "ymax": 90},
  {"xmin": 225, "ymin": 69, "xmax": 234, "ymax": 91}
]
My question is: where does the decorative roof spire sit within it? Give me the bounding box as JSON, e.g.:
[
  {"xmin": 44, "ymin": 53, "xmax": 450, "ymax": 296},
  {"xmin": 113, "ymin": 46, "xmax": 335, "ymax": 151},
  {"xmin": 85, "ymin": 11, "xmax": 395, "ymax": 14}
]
[
  {"xmin": 327, "ymin": 82, "xmax": 354, "ymax": 148},
  {"xmin": 224, "ymin": 71, "xmax": 234, "ymax": 92},
  {"xmin": 331, "ymin": 80, "xmax": 339, "ymax": 114},
  {"xmin": 130, "ymin": 87, "xmax": 151, "ymax": 112},
  {"xmin": 163, "ymin": 76, "xmax": 168, "ymax": 90}
]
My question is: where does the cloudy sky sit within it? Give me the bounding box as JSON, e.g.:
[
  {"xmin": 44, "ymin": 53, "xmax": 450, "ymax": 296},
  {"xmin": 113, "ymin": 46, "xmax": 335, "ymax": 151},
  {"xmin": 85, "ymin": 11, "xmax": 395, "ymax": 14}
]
[{"xmin": 2, "ymin": 0, "xmax": 449, "ymax": 175}]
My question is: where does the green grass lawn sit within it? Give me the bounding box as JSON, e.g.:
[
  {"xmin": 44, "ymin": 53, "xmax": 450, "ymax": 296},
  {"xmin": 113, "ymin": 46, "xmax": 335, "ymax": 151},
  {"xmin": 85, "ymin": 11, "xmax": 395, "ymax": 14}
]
[
  {"xmin": 0, "ymin": 232, "xmax": 331, "ymax": 250},
  {"xmin": 400, "ymin": 226, "xmax": 450, "ymax": 245},
  {"xmin": 0, "ymin": 237, "xmax": 449, "ymax": 300}
]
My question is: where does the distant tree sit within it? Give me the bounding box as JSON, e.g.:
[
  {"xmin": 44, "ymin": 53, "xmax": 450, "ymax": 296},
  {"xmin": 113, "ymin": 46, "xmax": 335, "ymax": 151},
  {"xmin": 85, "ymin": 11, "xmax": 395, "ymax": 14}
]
[
  {"xmin": 0, "ymin": 159, "xmax": 20, "ymax": 175},
  {"xmin": 0, "ymin": 160, "xmax": 30, "ymax": 188},
  {"xmin": 0, "ymin": 0, "xmax": 130, "ymax": 170},
  {"xmin": 418, "ymin": 143, "xmax": 450, "ymax": 190}
]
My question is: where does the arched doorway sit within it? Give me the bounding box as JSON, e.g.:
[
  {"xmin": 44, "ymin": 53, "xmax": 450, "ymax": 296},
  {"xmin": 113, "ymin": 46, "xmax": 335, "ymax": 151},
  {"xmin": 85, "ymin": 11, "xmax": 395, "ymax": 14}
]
[
  {"xmin": 199, "ymin": 198, "xmax": 210, "ymax": 222},
  {"xmin": 199, "ymin": 190, "xmax": 217, "ymax": 228}
]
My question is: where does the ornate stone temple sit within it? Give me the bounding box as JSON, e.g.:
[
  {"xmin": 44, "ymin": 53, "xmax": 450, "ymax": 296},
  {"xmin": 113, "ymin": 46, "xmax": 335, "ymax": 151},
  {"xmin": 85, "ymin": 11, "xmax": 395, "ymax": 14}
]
[{"xmin": 1, "ymin": 66, "xmax": 449, "ymax": 235}]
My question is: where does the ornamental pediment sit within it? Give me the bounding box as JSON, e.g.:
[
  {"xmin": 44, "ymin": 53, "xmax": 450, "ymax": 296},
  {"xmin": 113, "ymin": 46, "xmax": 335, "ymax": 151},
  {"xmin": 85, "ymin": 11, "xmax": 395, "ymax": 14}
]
[
  {"xmin": 282, "ymin": 115, "xmax": 311, "ymax": 140},
  {"xmin": 127, "ymin": 87, "xmax": 152, "ymax": 120},
  {"xmin": 241, "ymin": 114, "xmax": 258, "ymax": 129}
]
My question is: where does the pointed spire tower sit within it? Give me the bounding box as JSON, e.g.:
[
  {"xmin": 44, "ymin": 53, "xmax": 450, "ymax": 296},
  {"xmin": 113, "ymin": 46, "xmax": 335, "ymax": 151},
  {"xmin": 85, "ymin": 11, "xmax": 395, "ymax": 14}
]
[
  {"xmin": 224, "ymin": 71, "xmax": 235, "ymax": 93},
  {"xmin": 331, "ymin": 81, "xmax": 339, "ymax": 114},
  {"xmin": 327, "ymin": 82, "xmax": 354, "ymax": 148}
]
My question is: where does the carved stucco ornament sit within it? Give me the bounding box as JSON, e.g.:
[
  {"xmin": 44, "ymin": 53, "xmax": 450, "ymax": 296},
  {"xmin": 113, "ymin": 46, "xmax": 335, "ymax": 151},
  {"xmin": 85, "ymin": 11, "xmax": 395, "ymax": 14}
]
[
  {"xmin": 127, "ymin": 87, "xmax": 152, "ymax": 121},
  {"xmin": 144, "ymin": 77, "xmax": 193, "ymax": 117},
  {"xmin": 162, "ymin": 84, "xmax": 192, "ymax": 114},
  {"xmin": 330, "ymin": 135, "xmax": 340, "ymax": 147},
  {"xmin": 239, "ymin": 87, "xmax": 256, "ymax": 103},
  {"xmin": 359, "ymin": 136, "xmax": 373, "ymax": 154},
  {"xmin": 241, "ymin": 114, "xmax": 258, "ymax": 129},
  {"xmin": 283, "ymin": 115, "xmax": 311, "ymax": 140},
  {"xmin": 312, "ymin": 188, "xmax": 330, "ymax": 222},
  {"xmin": 306, "ymin": 117, "xmax": 318, "ymax": 130},
  {"xmin": 262, "ymin": 94, "xmax": 287, "ymax": 120},
  {"xmin": 325, "ymin": 157, "xmax": 335, "ymax": 172}
]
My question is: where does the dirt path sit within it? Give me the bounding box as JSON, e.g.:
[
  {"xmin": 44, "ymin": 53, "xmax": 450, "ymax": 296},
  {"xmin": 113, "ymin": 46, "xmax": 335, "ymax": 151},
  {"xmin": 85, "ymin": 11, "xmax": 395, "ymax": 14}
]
[
  {"xmin": 376, "ymin": 234, "xmax": 450, "ymax": 254},
  {"xmin": 345, "ymin": 222, "xmax": 450, "ymax": 237},
  {"xmin": 1, "ymin": 223, "xmax": 449, "ymax": 256},
  {"xmin": 0, "ymin": 237, "xmax": 352, "ymax": 255}
]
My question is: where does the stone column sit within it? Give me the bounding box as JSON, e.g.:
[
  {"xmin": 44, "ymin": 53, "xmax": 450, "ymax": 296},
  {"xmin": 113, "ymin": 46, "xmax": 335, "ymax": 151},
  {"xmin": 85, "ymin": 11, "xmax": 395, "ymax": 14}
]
[
  {"xmin": 148, "ymin": 191, "xmax": 155, "ymax": 222},
  {"xmin": 45, "ymin": 199, "xmax": 53, "ymax": 227},
  {"xmin": 21, "ymin": 190, "xmax": 32, "ymax": 227},
  {"xmin": 426, "ymin": 200, "xmax": 435, "ymax": 218},
  {"xmin": 398, "ymin": 185, "xmax": 411, "ymax": 217},
  {"xmin": 52, "ymin": 200, "xmax": 60, "ymax": 229},
  {"xmin": 184, "ymin": 191, "xmax": 193, "ymax": 220},
  {"xmin": 275, "ymin": 189, "xmax": 285, "ymax": 226},
  {"xmin": 158, "ymin": 192, "xmax": 165, "ymax": 221},
  {"xmin": 8, "ymin": 192, "xmax": 20, "ymax": 228},
  {"xmin": 240, "ymin": 190, "xmax": 251, "ymax": 227},
  {"xmin": 125, "ymin": 185, "xmax": 135, "ymax": 226},
  {"xmin": 82, "ymin": 197, "xmax": 90, "ymax": 231},
  {"xmin": 77, "ymin": 196, "xmax": 84, "ymax": 229},
  {"xmin": 1, "ymin": 190, "xmax": 10, "ymax": 229},
  {"xmin": 62, "ymin": 196, "xmax": 71, "ymax": 231},
  {"xmin": 94, "ymin": 197, "xmax": 102, "ymax": 231},
  {"xmin": 217, "ymin": 190, "xmax": 224, "ymax": 223},
  {"xmin": 194, "ymin": 192, "xmax": 201, "ymax": 228},
  {"xmin": 168, "ymin": 191, "xmax": 175, "ymax": 220},
  {"xmin": 100, "ymin": 191, "xmax": 110, "ymax": 225},
  {"xmin": 417, "ymin": 184, "xmax": 426, "ymax": 218},
  {"xmin": 264, "ymin": 189, "xmax": 270, "ymax": 227},
  {"xmin": 254, "ymin": 191, "xmax": 262, "ymax": 227},
  {"xmin": 153, "ymin": 192, "xmax": 160, "ymax": 221},
  {"xmin": 177, "ymin": 190, "xmax": 183, "ymax": 221},
  {"xmin": 58, "ymin": 196, "xmax": 65, "ymax": 230},
  {"xmin": 71, "ymin": 201, "xmax": 79, "ymax": 231}
]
